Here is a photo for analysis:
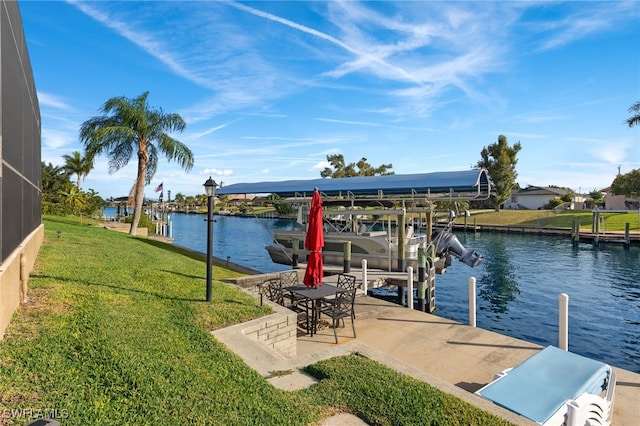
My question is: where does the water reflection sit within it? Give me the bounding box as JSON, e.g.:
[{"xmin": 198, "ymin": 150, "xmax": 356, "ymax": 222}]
[
  {"xmin": 476, "ymin": 235, "xmax": 520, "ymax": 314},
  {"xmin": 605, "ymin": 247, "xmax": 640, "ymax": 303},
  {"xmin": 272, "ymin": 218, "xmax": 297, "ymax": 230}
]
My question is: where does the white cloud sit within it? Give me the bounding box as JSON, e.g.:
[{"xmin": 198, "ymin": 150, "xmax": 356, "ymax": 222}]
[
  {"xmin": 42, "ymin": 128, "xmax": 74, "ymax": 149},
  {"xmin": 69, "ymin": 0, "xmax": 212, "ymax": 89},
  {"xmin": 498, "ymin": 131, "xmax": 547, "ymax": 140},
  {"xmin": 185, "ymin": 122, "xmax": 237, "ymax": 141},
  {"xmin": 309, "ymin": 161, "xmax": 330, "ymax": 172},
  {"xmin": 202, "ymin": 168, "xmax": 234, "ymax": 177},
  {"xmin": 315, "ymin": 117, "xmax": 381, "ymax": 127},
  {"xmin": 535, "ymin": 2, "xmax": 638, "ymax": 51},
  {"xmin": 29, "ymin": 0, "xmax": 637, "ymax": 199},
  {"xmin": 38, "ymin": 92, "xmax": 72, "ymax": 110},
  {"xmin": 587, "ymin": 140, "xmax": 634, "ymax": 164}
]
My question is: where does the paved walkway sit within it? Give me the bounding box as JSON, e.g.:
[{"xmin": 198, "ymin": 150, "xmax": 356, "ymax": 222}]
[{"xmin": 214, "ymin": 284, "xmax": 639, "ymax": 426}]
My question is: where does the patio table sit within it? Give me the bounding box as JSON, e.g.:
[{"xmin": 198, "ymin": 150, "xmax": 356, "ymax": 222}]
[{"xmin": 284, "ymin": 284, "xmax": 346, "ymax": 336}]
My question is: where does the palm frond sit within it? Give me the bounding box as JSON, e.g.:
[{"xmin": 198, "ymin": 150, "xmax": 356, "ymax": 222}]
[
  {"xmin": 145, "ymin": 144, "xmax": 158, "ymax": 184},
  {"xmin": 626, "ymin": 101, "xmax": 640, "ymax": 128},
  {"xmin": 157, "ymin": 134, "xmax": 194, "ymax": 171}
]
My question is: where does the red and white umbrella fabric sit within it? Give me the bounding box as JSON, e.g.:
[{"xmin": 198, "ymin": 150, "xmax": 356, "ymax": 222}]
[{"xmin": 303, "ymin": 189, "xmax": 324, "ymax": 288}]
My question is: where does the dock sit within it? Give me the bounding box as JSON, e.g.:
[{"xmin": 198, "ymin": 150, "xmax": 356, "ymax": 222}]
[
  {"xmin": 573, "ymin": 231, "xmax": 636, "ymax": 248},
  {"xmin": 225, "ymin": 271, "xmax": 639, "ymax": 425},
  {"xmin": 452, "ymin": 223, "xmax": 640, "ymax": 248}
]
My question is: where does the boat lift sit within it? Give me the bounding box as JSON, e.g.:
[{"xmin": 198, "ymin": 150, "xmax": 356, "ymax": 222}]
[
  {"xmin": 217, "ymin": 169, "xmax": 491, "ymax": 272},
  {"xmin": 217, "ymin": 169, "xmax": 491, "ymax": 201}
]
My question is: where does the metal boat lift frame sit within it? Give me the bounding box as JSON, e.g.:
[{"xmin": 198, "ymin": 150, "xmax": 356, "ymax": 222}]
[
  {"xmin": 217, "ymin": 169, "xmax": 491, "ymax": 203},
  {"xmin": 217, "ymin": 169, "xmax": 491, "ymax": 272}
]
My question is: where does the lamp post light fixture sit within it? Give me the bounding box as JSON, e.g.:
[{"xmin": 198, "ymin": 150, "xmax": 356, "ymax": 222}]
[{"xmin": 204, "ymin": 177, "xmax": 218, "ymax": 302}]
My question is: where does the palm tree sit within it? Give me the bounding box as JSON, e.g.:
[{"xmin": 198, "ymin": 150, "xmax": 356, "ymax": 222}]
[
  {"xmin": 196, "ymin": 194, "xmax": 207, "ymax": 209},
  {"xmin": 79, "ymin": 91, "xmax": 194, "ymax": 235},
  {"xmin": 60, "ymin": 186, "xmax": 87, "ymax": 224},
  {"xmin": 174, "ymin": 192, "xmax": 186, "ymax": 212},
  {"xmin": 62, "ymin": 150, "xmax": 93, "ymax": 190},
  {"xmin": 185, "ymin": 195, "xmax": 196, "ymax": 212},
  {"xmin": 626, "ymin": 101, "xmax": 640, "ymax": 127},
  {"xmin": 41, "ymin": 162, "xmax": 70, "ymax": 202}
]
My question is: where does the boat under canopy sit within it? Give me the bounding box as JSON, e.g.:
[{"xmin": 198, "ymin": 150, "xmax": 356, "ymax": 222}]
[
  {"xmin": 216, "ymin": 169, "xmax": 488, "ymax": 273},
  {"xmin": 217, "ymin": 169, "xmax": 490, "ymax": 200}
]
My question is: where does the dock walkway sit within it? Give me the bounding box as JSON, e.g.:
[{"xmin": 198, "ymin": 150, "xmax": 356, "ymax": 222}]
[
  {"xmin": 453, "ymin": 223, "xmax": 640, "ymax": 247},
  {"xmin": 221, "ymin": 272, "xmax": 639, "ymax": 425}
]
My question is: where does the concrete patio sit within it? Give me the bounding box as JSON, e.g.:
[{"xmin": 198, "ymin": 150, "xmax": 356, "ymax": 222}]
[{"xmin": 214, "ymin": 279, "xmax": 639, "ymax": 425}]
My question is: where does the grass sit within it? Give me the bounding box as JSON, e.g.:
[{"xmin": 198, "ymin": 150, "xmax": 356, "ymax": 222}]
[
  {"xmin": 457, "ymin": 210, "xmax": 640, "ymax": 231},
  {"xmin": 0, "ymin": 215, "xmax": 514, "ymax": 425},
  {"xmin": 303, "ymin": 355, "xmax": 513, "ymax": 426}
]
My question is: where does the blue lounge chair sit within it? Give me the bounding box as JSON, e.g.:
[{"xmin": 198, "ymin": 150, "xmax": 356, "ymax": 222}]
[{"xmin": 475, "ymin": 346, "xmax": 616, "ymax": 425}]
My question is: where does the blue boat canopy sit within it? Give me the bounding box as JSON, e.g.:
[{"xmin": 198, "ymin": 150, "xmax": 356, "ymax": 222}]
[{"xmin": 217, "ymin": 169, "xmax": 491, "ymax": 200}]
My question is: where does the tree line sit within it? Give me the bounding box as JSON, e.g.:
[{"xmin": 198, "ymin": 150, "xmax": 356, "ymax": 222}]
[{"xmin": 42, "ymin": 156, "xmax": 104, "ymax": 222}]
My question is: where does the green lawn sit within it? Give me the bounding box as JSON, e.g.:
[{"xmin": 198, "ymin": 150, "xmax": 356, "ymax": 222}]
[
  {"xmin": 458, "ymin": 210, "xmax": 640, "ymax": 231},
  {"xmin": 0, "ymin": 216, "xmax": 513, "ymax": 425}
]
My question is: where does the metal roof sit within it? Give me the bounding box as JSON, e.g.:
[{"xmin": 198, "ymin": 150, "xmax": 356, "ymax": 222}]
[
  {"xmin": 515, "ymin": 186, "xmax": 569, "ymax": 196},
  {"xmin": 216, "ymin": 169, "xmax": 490, "ymax": 200}
]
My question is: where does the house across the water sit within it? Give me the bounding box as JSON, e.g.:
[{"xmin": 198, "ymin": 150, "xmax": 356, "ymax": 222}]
[{"xmin": 504, "ymin": 186, "xmax": 589, "ymax": 210}]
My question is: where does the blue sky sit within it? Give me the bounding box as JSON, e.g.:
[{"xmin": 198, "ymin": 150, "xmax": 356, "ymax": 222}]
[{"xmin": 20, "ymin": 0, "xmax": 640, "ymax": 199}]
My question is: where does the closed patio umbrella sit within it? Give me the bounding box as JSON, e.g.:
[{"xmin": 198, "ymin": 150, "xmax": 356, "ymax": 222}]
[{"xmin": 303, "ymin": 189, "xmax": 324, "ymax": 288}]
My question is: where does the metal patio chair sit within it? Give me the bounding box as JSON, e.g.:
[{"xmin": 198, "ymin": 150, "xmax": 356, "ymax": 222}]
[
  {"xmin": 319, "ymin": 287, "xmax": 357, "ymax": 343},
  {"xmin": 279, "ymin": 270, "xmax": 308, "ymax": 308},
  {"xmin": 320, "ymin": 273, "xmax": 357, "ymax": 318},
  {"xmin": 257, "ymin": 277, "xmax": 285, "ymax": 306},
  {"xmin": 336, "ymin": 273, "xmax": 357, "ymax": 290}
]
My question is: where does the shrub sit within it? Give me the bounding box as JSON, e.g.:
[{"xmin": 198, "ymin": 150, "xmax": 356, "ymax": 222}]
[
  {"xmin": 122, "ymin": 213, "xmax": 154, "ymax": 232},
  {"xmin": 42, "ymin": 200, "xmax": 73, "ymax": 216},
  {"xmin": 543, "ymin": 198, "xmax": 564, "ymax": 209}
]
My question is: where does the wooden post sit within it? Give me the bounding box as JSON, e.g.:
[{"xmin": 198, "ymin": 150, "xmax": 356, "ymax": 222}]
[
  {"xmin": 426, "ymin": 210, "xmax": 433, "ymax": 245},
  {"xmin": 343, "ymin": 241, "xmax": 351, "ymax": 273},
  {"xmin": 593, "ymin": 211, "xmax": 600, "ymax": 245},
  {"xmin": 397, "ymin": 285, "xmax": 405, "ymax": 307},
  {"xmin": 624, "ymin": 223, "xmax": 630, "ymax": 249},
  {"xmin": 292, "ymin": 238, "xmax": 299, "ymax": 268}
]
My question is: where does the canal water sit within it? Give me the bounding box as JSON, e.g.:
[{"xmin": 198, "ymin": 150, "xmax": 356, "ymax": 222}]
[
  {"xmin": 111, "ymin": 211, "xmax": 640, "ymax": 373},
  {"xmin": 425, "ymin": 231, "xmax": 640, "ymax": 374}
]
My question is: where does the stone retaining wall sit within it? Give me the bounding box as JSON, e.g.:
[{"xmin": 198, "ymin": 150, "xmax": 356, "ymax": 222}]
[
  {"xmin": 227, "ymin": 270, "xmax": 304, "ymax": 289},
  {"xmin": 241, "ymin": 297, "xmax": 298, "ymax": 358}
]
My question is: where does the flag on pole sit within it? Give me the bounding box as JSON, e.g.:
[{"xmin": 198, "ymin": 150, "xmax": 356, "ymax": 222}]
[{"xmin": 154, "ymin": 182, "xmax": 163, "ymax": 193}]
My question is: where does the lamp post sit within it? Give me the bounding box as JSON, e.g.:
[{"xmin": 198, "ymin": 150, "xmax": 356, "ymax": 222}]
[{"xmin": 204, "ymin": 177, "xmax": 218, "ymax": 302}]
